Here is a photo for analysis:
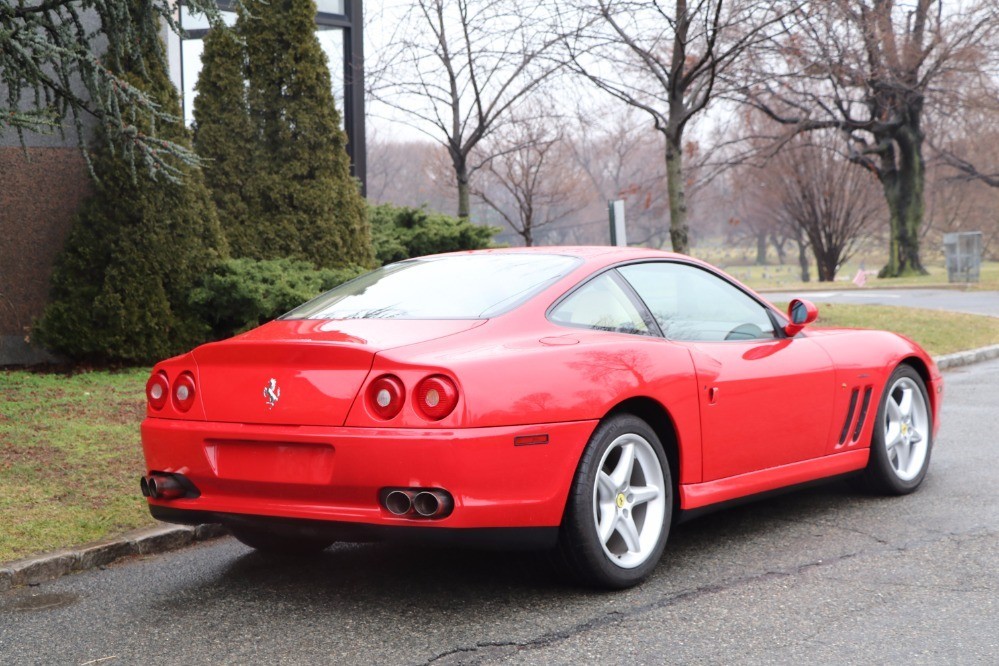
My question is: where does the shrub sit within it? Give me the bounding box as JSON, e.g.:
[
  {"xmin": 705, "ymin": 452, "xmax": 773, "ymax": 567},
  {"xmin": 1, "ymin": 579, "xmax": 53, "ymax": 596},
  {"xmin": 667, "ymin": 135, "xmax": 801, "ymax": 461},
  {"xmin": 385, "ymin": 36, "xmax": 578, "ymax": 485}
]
[
  {"xmin": 369, "ymin": 204, "xmax": 499, "ymax": 265},
  {"xmin": 34, "ymin": 8, "xmax": 227, "ymax": 364},
  {"xmin": 190, "ymin": 258, "xmax": 366, "ymax": 339},
  {"xmin": 193, "ymin": 0, "xmax": 373, "ymax": 269}
]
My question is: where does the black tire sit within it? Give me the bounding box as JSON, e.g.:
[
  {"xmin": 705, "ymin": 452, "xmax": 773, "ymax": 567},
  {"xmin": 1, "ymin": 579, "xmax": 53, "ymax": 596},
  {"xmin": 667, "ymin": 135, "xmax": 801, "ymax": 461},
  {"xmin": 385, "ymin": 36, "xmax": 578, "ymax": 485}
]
[
  {"xmin": 229, "ymin": 524, "xmax": 334, "ymax": 555},
  {"xmin": 555, "ymin": 414, "xmax": 673, "ymax": 589},
  {"xmin": 858, "ymin": 364, "xmax": 933, "ymax": 495}
]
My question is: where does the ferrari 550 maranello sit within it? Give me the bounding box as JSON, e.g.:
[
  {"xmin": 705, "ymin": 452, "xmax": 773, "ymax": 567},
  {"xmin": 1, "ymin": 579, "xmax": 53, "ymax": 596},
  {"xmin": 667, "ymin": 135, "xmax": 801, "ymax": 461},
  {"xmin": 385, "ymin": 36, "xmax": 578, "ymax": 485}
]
[{"xmin": 140, "ymin": 247, "xmax": 942, "ymax": 588}]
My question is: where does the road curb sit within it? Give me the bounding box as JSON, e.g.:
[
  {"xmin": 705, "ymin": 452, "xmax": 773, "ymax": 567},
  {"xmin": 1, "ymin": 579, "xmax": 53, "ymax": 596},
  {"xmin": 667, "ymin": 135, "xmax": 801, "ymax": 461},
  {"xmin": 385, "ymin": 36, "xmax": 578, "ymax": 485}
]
[
  {"xmin": 933, "ymin": 343, "xmax": 999, "ymax": 370},
  {"xmin": 0, "ymin": 524, "xmax": 227, "ymax": 593},
  {"xmin": 3, "ymin": 344, "xmax": 998, "ymax": 593}
]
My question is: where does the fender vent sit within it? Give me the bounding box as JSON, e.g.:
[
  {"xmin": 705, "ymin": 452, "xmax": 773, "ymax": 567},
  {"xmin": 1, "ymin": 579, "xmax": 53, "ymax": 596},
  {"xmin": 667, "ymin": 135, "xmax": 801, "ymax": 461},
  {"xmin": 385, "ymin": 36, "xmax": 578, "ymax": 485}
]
[
  {"xmin": 838, "ymin": 388, "xmax": 860, "ymax": 445},
  {"xmin": 852, "ymin": 387, "xmax": 874, "ymax": 441}
]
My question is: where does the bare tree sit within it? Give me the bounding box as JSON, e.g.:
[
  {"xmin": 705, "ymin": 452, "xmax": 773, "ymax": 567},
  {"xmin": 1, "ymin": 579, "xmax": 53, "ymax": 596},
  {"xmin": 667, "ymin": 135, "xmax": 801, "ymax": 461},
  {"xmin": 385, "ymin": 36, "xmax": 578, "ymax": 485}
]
[
  {"xmin": 567, "ymin": 105, "xmax": 672, "ymax": 247},
  {"xmin": 562, "ymin": 0, "xmax": 793, "ymax": 253},
  {"xmin": 369, "ymin": 0, "xmax": 563, "ymax": 219},
  {"xmin": 772, "ymin": 137, "xmax": 883, "ymax": 281},
  {"xmin": 741, "ymin": 0, "xmax": 994, "ymax": 276},
  {"xmin": 472, "ymin": 112, "xmax": 588, "ymax": 246}
]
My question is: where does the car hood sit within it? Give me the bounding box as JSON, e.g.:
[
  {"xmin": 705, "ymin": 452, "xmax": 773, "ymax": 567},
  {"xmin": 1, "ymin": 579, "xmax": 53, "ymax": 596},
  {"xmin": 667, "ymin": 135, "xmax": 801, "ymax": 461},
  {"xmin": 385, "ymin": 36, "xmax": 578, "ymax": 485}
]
[{"xmin": 190, "ymin": 319, "xmax": 486, "ymax": 426}]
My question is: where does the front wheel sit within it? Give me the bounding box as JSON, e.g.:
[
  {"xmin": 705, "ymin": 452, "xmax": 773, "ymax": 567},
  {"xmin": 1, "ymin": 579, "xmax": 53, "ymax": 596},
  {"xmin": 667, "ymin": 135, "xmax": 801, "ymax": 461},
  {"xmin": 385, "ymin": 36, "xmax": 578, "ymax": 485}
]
[
  {"xmin": 556, "ymin": 414, "xmax": 673, "ymax": 589},
  {"xmin": 859, "ymin": 365, "xmax": 933, "ymax": 495}
]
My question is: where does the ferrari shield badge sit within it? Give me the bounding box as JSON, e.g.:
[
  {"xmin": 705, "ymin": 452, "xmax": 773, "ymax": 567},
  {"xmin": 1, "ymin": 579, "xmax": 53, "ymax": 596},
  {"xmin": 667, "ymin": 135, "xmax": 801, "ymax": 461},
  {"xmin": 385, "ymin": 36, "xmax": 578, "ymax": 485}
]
[{"xmin": 263, "ymin": 378, "xmax": 281, "ymax": 409}]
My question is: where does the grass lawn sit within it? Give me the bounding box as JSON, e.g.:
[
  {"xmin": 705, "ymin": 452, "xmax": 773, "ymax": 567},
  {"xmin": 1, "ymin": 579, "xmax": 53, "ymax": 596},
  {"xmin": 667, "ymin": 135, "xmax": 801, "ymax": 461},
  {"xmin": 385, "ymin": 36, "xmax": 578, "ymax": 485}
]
[
  {"xmin": 691, "ymin": 249, "xmax": 999, "ymax": 292},
  {"xmin": 790, "ymin": 303, "xmax": 999, "ymax": 356},
  {"xmin": 0, "ymin": 368, "xmax": 155, "ymax": 563},
  {"xmin": 1, "ymin": 301, "xmax": 998, "ymax": 563}
]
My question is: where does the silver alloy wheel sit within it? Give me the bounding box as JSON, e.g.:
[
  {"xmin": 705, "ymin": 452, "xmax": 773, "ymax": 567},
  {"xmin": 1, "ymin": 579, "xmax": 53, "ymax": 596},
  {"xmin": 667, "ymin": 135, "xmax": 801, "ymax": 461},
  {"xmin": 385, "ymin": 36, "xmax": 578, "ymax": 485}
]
[
  {"xmin": 883, "ymin": 376, "xmax": 930, "ymax": 482},
  {"xmin": 592, "ymin": 432, "xmax": 667, "ymax": 569}
]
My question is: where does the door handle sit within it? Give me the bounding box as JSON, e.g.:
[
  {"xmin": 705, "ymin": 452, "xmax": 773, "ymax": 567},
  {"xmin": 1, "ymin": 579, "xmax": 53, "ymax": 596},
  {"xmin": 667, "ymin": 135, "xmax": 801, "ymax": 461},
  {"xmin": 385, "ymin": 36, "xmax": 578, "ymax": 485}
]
[{"xmin": 708, "ymin": 387, "xmax": 720, "ymax": 404}]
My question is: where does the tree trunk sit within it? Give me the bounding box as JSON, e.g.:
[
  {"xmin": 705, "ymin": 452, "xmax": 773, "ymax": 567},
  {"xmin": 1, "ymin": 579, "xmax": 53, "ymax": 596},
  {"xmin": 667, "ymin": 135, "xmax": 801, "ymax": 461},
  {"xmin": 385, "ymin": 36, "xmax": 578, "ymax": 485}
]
[
  {"xmin": 770, "ymin": 233, "xmax": 787, "ymax": 265},
  {"xmin": 755, "ymin": 232, "xmax": 768, "ymax": 265},
  {"xmin": 457, "ymin": 174, "xmax": 471, "ymax": 220},
  {"xmin": 797, "ymin": 240, "xmax": 810, "ymax": 283},
  {"xmin": 877, "ymin": 126, "xmax": 928, "ymax": 277},
  {"xmin": 665, "ymin": 135, "xmax": 689, "ymax": 254}
]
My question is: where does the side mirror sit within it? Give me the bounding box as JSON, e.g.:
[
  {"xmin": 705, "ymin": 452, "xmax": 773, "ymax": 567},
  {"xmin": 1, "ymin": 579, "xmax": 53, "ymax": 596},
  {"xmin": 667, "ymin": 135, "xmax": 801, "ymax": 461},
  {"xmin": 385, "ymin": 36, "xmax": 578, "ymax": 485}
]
[{"xmin": 784, "ymin": 298, "xmax": 818, "ymax": 337}]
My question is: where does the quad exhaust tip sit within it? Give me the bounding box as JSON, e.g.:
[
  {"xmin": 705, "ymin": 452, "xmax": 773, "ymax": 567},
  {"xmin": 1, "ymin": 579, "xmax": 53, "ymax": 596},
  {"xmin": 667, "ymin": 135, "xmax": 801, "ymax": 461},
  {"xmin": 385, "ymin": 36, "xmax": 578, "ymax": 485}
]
[{"xmin": 382, "ymin": 488, "xmax": 453, "ymax": 519}]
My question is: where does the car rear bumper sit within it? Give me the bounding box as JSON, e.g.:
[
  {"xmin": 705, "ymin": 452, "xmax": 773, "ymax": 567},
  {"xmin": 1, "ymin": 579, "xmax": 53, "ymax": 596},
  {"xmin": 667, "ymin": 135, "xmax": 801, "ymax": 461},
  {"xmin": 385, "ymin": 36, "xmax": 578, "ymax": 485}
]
[{"xmin": 141, "ymin": 417, "xmax": 597, "ymax": 531}]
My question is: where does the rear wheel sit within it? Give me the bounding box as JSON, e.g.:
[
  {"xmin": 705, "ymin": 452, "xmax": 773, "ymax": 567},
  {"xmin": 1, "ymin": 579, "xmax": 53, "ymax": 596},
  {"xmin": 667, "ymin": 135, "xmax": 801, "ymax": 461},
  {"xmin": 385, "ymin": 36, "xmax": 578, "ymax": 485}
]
[
  {"xmin": 229, "ymin": 525, "xmax": 334, "ymax": 555},
  {"xmin": 859, "ymin": 365, "xmax": 933, "ymax": 495},
  {"xmin": 556, "ymin": 414, "xmax": 672, "ymax": 589}
]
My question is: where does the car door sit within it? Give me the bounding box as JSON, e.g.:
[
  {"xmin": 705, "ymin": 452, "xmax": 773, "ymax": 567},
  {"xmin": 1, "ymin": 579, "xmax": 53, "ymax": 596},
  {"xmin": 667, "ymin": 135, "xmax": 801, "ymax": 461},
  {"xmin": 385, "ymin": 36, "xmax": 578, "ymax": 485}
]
[{"xmin": 617, "ymin": 262, "xmax": 836, "ymax": 482}]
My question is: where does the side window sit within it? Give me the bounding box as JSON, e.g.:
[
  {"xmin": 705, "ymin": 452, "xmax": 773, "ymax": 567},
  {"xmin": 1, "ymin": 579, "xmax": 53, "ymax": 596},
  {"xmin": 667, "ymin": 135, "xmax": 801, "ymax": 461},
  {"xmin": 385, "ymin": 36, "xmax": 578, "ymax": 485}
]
[
  {"xmin": 618, "ymin": 263, "xmax": 777, "ymax": 342},
  {"xmin": 550, "ymin": 273, "xmax": 651, "ymax": 335}
]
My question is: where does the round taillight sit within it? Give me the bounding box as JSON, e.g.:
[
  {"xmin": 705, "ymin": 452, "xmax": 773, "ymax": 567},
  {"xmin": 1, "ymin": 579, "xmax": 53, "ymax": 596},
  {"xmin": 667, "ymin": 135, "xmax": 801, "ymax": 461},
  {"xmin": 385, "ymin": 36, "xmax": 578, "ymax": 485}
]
[
  {"xmin": 367, "ymin": 375, "xmax": 405, "ymax": 419},
  {"xmin": 415, "ymin": 375, "xmax": 458, "ymax": 421},
  {"xmin": 146, "ymin": 372, "xmax": 169, "ymax": 410},
  {"xmin": 172, "ymin": 372, "xmax": 197, "ymax": 412}
]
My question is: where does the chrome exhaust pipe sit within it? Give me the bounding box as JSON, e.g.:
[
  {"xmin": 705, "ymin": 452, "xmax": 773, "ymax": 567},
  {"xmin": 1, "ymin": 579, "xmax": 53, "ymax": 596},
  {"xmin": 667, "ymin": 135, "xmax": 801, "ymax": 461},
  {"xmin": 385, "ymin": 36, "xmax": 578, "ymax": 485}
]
[
  {"xmin": 148, "ymin": 474, "xmax": 185, "ymax": 500},
  {"xmin": 140, "ymin": 476, "xmax": 150, "ymax": 498},
  {"xmin": 384, "ymin": 490, "xmax": 414, "ymax": 515},
  {"xmin": 413, "ymin": 490, "xmax": 453, "ymax": 518}
]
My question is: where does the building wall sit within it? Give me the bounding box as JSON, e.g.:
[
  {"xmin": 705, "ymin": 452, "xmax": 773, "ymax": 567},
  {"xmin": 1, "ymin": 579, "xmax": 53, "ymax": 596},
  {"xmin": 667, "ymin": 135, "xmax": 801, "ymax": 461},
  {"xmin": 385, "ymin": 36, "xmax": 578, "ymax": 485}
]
[{"xmin": 0, "ymin": 148, "xmax": 92, "ymax": 364}]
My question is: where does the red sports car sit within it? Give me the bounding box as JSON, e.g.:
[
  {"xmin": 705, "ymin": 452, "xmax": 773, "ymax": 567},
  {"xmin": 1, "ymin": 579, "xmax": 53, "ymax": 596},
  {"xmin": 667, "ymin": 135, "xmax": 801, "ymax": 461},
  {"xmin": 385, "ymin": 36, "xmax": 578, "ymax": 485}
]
[{"xmin": 141, "ymin": 247, "xmax": 942, "ymax": 588}]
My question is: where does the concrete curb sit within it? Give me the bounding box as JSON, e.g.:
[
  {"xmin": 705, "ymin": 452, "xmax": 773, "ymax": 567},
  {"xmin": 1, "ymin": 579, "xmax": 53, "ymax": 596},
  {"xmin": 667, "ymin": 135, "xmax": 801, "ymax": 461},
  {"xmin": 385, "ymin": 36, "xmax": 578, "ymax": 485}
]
[
  {"xmin": 0, "ymin": 524, "xmax": 227, "ymax": 594},
  {"xmin": 2, "ymin": 344, "xmax": 998, "ymax": 593},
  {"xmin": 933, "ymin": 344, "xmax": 999, "ymax": 370}
]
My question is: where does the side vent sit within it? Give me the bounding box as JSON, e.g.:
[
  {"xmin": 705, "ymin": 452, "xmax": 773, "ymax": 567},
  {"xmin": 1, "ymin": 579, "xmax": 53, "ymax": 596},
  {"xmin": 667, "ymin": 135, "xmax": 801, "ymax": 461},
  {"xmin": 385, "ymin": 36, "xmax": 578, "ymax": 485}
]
[
  {"xmin": 838, "ymin": 388, "xmax": 860, "ymax": 445},
  {"xmin": 851, "ymin": 386, "xmax": 874, "ymax": 442}
]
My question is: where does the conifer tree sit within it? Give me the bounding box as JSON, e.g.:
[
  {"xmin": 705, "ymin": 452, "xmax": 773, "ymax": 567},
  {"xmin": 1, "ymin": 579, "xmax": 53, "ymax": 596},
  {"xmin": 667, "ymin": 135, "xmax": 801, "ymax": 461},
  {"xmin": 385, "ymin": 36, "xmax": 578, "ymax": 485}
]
[
  {"xmin": 197, "ymin": 0, "xmax": 372, "ymax": 268},
  {"xmin": 35, "ymin": 6, "xmax": 228, "ymax": 363},
  {"xmin": 193, "ymin": 27, "xmax": 258, "ymax": 257}
]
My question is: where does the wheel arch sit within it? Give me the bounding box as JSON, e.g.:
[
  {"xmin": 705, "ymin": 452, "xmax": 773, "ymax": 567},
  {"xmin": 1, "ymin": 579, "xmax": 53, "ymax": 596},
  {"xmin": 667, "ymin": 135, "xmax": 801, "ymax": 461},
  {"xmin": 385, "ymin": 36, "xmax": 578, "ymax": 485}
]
[
  {"xmin": 898, "ymin": 355, "xmax": 939, "ymax": 419},
  {"xmin": 605, "ymin": 396, "xmax": 680, "ymax": 511}
]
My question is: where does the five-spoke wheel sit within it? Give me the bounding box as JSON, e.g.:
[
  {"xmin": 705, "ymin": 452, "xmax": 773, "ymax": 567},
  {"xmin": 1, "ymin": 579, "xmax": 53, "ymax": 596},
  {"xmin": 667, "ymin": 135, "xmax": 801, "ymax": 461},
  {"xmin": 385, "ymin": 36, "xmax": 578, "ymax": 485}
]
[
  {"xmin": 557, "ymin": 414, "xmax": 672, "ymax": 589},
  {"xmin": 860, "ymin": 365, "xmax": 933, "ymax": 494},
  {"xmin": 593, "ymin": 433, "xmax": 667, "ymax": 569}
]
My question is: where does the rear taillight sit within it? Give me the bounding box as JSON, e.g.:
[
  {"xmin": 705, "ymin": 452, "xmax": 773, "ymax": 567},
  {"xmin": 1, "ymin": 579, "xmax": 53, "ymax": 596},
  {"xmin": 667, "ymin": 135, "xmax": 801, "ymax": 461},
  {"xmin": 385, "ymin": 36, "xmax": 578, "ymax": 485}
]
[
  {"xmin": 146, "ymin": 372, "xmax": 169, "ymax": 410},
  {"xmin": 415, "ymin": 375, "xmax": 458, "ymax": 421},
  {"xmin": 368, "ymin": 375, "xmax": 405, "ymax": 419},
  {"xmin": 172, "ymin": 372, "xmax": 197, "ymax": 412}
]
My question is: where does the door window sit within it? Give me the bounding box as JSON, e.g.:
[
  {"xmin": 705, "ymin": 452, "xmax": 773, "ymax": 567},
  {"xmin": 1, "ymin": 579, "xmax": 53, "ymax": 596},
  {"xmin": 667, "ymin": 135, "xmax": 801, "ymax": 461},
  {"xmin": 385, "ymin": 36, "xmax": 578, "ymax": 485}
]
[{"xmin": 618, "ymin": 263, "xmax": 777, "ymax": 342}]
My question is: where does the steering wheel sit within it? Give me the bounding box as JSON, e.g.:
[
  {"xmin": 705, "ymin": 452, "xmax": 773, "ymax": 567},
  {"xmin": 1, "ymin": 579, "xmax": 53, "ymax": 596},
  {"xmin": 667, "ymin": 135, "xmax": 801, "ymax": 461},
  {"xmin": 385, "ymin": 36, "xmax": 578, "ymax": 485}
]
[{"xmin": 724, "ymin": 323, "xmax": 764, "ymax": 341}]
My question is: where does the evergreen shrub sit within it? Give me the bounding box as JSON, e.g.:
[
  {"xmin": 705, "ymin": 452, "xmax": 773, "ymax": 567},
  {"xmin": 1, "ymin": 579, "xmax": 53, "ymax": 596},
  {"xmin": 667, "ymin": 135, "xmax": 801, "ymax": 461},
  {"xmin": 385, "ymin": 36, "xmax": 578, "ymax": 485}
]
[
  {"xmin": 370, "ymin": 204, "xmax": 499, "ymax": 264},
  {"xmin": 190, "ymin": 258, "xmax": 366, "ymax": 339},
  {"xmin": 34, "ymin": 8, "xmax": 227, "ymax": 364}
]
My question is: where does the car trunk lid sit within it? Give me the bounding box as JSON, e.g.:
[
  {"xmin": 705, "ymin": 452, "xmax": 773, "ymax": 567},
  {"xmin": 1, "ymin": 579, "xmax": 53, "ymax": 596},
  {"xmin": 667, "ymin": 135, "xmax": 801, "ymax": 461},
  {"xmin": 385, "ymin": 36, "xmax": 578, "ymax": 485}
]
[{"xmin": 192, "ymin": 319, "xmax": 484, "ymax": 426}]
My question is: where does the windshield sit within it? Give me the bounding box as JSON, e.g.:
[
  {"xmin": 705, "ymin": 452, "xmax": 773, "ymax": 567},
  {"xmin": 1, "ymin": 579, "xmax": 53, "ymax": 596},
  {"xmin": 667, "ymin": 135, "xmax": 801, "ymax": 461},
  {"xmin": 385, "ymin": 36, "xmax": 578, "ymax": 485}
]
[{"xmin": 282, "ymin": 254, "xmax": 581, "ymax": 320}]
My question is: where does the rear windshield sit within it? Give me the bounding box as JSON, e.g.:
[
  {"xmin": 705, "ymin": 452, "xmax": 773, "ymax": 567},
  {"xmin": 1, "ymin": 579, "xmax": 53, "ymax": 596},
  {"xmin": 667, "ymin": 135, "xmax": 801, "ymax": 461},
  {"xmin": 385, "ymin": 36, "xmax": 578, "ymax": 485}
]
[{"xmin": 282, "ymin": 254, "xmax": 581, "ymax": 320}]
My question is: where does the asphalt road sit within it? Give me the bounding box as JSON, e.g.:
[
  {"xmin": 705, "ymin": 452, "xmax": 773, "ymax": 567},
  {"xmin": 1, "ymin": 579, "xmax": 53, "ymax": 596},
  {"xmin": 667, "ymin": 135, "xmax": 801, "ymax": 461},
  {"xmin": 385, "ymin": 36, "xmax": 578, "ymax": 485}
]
[
  {"xmin": 2, "ymin": 359, "xmax": 998, "ymax": 665},
  {"xmin": 764, "ymin": 288, "xmax": 999, "ymax": 318}
]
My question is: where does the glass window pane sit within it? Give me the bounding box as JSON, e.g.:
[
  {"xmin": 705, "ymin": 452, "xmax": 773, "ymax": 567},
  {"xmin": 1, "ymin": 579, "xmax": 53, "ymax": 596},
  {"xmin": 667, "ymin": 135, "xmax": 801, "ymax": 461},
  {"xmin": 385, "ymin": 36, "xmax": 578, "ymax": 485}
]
[
  {"xmin": 317, "ymin": 26, "xmax": 345, "ymax": 126},
  {"xmin": 315, "ymin": 0, "xmax": 346, "ymax": 14},
  {"xmin": 284, "ymin": 255, "xmax": 580, "ymax": 320},
  {"xmin": 550, "ymin": 274, "xmax": 650, "ymax": 335},
  {"xmin": 180, "ymin": 38, "xmax": 204, "ymax": 126},
  {"xmin": 180, "ymin": 6, "xmax": 237, "ymax": 32},
  {"xmin": 618, "ymin": 263, "xmax": 776, "ymax": 342}
]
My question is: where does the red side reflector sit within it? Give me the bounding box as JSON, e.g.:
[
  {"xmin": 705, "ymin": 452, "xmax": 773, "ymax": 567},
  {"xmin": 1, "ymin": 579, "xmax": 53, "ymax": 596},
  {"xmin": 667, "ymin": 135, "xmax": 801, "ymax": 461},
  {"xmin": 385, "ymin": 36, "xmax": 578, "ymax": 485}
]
[{"xmin": 514, "ymin": 434, "xmax": 549, "ymax": 447}]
